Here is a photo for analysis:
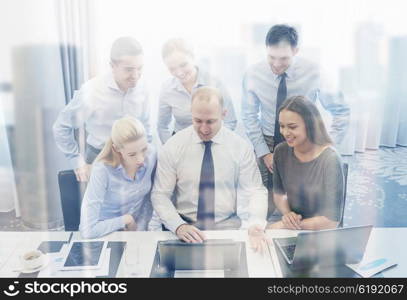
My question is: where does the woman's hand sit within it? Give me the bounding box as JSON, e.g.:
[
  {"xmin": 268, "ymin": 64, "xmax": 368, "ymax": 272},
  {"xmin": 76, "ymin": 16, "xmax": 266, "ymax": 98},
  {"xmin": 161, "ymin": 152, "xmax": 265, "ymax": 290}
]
[
  {"xmin": 281, "ymin": 212, "xmax": 302, "ymax": 230},
  {"xmin": 123, "ymin": 215, "xmax": 137, "ymax": 231},
  {"xmin": 266, "ymin": 220, "xmax": 285, "ymax": 229}
]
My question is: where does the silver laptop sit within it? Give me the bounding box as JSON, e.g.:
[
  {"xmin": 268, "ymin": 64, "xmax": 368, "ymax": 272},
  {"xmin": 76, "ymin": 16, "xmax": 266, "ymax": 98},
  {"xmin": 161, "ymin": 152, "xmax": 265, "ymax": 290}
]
[
  {"xmin": 158, "ymin": 239, "xmax": 241, "ymax": 270},
  {"xmin": 273, "ymin": 225, "xmax": 373, "ymax": 270}
]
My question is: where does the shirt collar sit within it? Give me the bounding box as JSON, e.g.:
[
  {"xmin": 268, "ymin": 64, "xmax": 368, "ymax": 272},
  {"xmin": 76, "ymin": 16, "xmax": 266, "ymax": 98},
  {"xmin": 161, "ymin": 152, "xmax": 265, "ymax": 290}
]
[
  {"xmin": 269, "ymin": 57, "xmax": 297, "ymax": 81},
  {"xmin": 172, "ymin": 66, "xmax": 205, "ymax": 92},
  {"xmin": 106, "ymin": 72, "xmax": 140, "ymax": 93},
  {"xmin": 107, "ymin": 72, "xmax": 121, "ymax": 91},
  {"xmin": 114, "ymin": 163, "xmax": 147, "ymax": 182},
  {"xmin": 285, "ymin": 56, "xmax": 297, "ymax": 79},
  {"xmin": 190, "ymin": 125, "xmax": 225, "ymax": 145},
  {"xmin": 195, "ymin": 67, "xmax": 207, "ymax": 87}
]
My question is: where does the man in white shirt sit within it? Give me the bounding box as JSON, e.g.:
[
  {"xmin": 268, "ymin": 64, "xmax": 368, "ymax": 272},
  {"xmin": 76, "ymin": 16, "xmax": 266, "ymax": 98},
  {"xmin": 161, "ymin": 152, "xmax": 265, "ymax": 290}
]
[
  {"xmin": 53, "ymin": 37, "xmax": 151, "ymax": 182},
  {"xmin": 151, "ymin": 86, "xmax": 267, "ymax": 245}
]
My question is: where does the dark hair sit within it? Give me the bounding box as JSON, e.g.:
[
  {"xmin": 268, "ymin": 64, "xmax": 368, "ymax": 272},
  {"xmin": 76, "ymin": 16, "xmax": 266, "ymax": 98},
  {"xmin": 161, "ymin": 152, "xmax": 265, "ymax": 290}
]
[
  {"xmin": 265, "ymin": 24, "xmax": 298, "ymax": 48},
  {"xmin": 278, "ymin": 95, "xmax": 332, "ymax": 145},
  {"xmin": 110, "ymin": 37, "xmax": 143, "ymax": 62}
]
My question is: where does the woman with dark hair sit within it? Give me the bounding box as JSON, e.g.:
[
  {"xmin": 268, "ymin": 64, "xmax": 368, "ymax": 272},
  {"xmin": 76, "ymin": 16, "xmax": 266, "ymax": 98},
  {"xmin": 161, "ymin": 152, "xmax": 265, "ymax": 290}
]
[{"xmin": 267, "ymin": 95, "xmax": 345, "ymax": 230}]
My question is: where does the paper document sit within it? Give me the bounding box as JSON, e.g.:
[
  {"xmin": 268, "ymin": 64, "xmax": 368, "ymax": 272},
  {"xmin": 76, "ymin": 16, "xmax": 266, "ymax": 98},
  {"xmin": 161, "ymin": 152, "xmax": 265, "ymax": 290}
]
[{"xmin": 347, "ymin": 257, "xmax": 397, "ymax": 278}]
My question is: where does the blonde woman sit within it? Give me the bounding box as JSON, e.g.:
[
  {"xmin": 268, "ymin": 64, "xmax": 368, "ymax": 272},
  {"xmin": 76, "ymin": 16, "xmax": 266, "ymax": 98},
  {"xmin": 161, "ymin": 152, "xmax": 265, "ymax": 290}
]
[
  {"xmin": 79, "ymin": 116, "xmax": 156, "ymax": 239},
  {"xmin": 157, "ymin": 38, "xmax": 237, "ymax": 144}
]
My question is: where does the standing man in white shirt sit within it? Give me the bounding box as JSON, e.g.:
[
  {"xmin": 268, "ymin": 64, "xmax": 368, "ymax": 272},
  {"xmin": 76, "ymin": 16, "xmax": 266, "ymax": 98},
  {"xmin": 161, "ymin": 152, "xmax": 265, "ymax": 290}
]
[
  {"xmin": 53, "ymin": 37, "xmax": 151, "ymax": 182},
  {"xmin": 151, "ymin": 86, "xmax": 267, "ymax": 246}
]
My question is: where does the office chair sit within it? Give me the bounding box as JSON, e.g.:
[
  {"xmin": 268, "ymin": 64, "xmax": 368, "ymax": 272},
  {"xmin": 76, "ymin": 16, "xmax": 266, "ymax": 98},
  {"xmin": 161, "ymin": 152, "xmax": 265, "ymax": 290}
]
[
  {"xmin": 58, "ymin": 170, "xmax": 83, "ymax": 231},
  {"xmin": 338, "ymin": 163, "xmax": 349, "ymax": 228}
]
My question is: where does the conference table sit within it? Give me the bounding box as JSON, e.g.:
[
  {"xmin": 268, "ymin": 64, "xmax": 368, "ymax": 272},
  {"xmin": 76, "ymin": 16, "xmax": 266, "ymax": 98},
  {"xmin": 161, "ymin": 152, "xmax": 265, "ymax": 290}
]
[{"xmin": 0, "ymin": 228, "xmax": 406, "ymax": 278}]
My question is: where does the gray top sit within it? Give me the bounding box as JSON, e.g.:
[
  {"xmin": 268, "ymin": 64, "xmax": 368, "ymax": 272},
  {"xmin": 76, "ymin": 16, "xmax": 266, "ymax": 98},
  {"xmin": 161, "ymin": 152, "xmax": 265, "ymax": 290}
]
[{"xmin": 272, "ymin": 142, "xmax": 344, "ymax": 221}]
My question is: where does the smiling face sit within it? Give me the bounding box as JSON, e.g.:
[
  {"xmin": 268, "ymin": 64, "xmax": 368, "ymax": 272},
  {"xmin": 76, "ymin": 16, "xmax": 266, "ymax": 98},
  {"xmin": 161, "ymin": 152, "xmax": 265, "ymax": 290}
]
[
  {"xmin": 164, "ymin": 50, "xmax": 197, "ymax": 85},
  {"xmin": 278, "ymin": 109, "xmax": 309, "ymax": 148},
  {"xmin": 115, "ymin": 136, "xmax": 148, "ymax": 169},
  {"xmin": 111, "ymin": 54, "xmax": 144, "ymax": 91},
  {"xmin": 191, "ymin": 97, "xmax": 225, "ymax": 141},
  {"xmin": 266, "ymin": 42, "xmax": 298, "ymax": 75}
]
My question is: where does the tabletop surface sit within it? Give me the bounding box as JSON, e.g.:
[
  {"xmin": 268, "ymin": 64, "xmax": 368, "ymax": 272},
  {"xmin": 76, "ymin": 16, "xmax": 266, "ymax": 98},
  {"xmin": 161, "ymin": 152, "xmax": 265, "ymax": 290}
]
[{"xmin": 0, "ymin": 228, "xmax": 406, "ymax": 278}]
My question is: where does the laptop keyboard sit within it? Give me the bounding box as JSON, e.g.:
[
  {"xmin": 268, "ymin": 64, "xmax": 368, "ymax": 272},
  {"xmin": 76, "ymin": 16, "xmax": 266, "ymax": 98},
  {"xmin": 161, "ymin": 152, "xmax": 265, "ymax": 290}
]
[{"xmin": 281, "ymin": 244, "xmax": 296, "ymax": 263}]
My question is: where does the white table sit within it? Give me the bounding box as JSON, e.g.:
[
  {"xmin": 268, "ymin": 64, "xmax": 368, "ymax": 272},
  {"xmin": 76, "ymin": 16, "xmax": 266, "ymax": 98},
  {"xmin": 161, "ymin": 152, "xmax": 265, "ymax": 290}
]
[
  {"xmin": 266, "ymin": 227, "xmax": 407, "ymax": 278},
  {"xmin": 70, "ymin": 230, "xmax": 277, "ymax": 278},
  {"xmin": 1, "ymin": 228, "xmax": 406, "ymax": 278},
  {"xmin": 0, "ymin": 232, "xmax": 71, "ymax": 277}
]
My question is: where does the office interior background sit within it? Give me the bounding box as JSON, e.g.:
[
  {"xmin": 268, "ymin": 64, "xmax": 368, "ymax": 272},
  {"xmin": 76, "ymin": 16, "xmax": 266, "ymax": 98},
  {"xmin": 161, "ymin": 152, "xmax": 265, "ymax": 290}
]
[{"xmin": 0, "ymin": 0, "xmax": 406, "ymax": 231}]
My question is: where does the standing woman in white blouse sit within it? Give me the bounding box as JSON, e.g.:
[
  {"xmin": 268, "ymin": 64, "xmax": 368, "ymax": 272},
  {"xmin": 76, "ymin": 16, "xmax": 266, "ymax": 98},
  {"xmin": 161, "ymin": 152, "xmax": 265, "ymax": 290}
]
[{"xmin": 157, "ymin": 38, "xmax": 237, "ymax": 144}]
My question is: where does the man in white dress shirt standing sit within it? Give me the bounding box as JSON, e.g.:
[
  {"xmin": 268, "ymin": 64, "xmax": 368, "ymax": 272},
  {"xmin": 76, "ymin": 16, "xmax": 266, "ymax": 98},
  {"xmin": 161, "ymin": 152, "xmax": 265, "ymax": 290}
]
[
  {"xmin": 53, "ymin": 37, "xmax": 151, "ymax": 182},
  {"xmin": 151, "ymin": 87, "xmax": 267, "ymax": 246}
]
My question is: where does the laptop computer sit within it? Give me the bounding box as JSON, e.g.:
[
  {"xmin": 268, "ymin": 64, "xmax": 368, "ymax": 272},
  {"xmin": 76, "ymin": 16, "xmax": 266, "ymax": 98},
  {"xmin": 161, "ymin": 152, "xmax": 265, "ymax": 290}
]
[
  {"xmin": 157, "ymin": 239, "xmax": 241, "ymax": 271},
  {"xmin": 273, "ymin": 225, "xmax": 373, "ymax": 270}
]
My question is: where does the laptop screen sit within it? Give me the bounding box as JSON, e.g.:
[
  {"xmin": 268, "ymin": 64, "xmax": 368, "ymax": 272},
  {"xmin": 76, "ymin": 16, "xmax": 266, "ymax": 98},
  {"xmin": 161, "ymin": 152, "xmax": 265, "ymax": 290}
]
[{"xmin": 158, "ymin": 239, "xmax": 241, "ymax": 270}]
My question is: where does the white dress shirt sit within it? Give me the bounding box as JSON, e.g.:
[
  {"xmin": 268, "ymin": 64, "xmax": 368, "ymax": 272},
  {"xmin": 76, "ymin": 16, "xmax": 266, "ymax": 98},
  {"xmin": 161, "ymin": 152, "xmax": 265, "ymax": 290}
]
[
  {"xmin": 151, "ymin": 125, "xmax": 267, "ymax": 232},
  {"xmin": 157, "ymin": 68, "xmax": 237, "ymax": 144},
  {"xmin": 53, "ymin": 72, "xmax": 151, "ymax": 169}
]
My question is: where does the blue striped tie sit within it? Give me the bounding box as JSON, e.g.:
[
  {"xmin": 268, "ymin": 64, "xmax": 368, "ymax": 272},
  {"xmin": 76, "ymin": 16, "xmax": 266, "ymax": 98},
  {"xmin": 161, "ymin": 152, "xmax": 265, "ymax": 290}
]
[
  {"xmin": 274, "ymin": 72, "xmax": 287, "ymax": 145},
  {"xmin": 196, "ymin": 141, "xmax": 215, "ymax": 230}
]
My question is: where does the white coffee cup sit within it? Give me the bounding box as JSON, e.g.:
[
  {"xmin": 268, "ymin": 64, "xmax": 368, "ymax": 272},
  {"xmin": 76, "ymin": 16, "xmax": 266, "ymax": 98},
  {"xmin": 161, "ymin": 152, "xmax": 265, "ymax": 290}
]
[{"xmin": 19, "ymin": 250, "xmax": 45, "ymax": 271}]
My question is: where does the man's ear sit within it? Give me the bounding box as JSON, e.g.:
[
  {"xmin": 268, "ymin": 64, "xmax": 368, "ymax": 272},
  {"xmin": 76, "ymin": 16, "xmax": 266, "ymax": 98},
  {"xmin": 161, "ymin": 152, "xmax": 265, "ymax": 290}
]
[{"xmin": 293, "ymin": 47, "xmax": 299, "ymax": 56}]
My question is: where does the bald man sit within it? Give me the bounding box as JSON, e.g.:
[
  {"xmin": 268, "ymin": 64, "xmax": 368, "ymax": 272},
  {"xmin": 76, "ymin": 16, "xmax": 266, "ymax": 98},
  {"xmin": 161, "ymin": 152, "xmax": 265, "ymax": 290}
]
[{"xmin": 151, "ymin": 86, "xmax": 267, "ymax": 246}]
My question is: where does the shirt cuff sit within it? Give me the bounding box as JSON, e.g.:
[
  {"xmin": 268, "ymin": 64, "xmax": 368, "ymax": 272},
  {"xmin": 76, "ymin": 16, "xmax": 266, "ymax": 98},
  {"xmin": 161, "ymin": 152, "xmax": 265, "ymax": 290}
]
[
  {"xmin": 117, "ymin": 216, "xmax": 127, "ymax": 231},
  {"xmin": 68, "ymin": 154, "xmax": 87, "ymax": 170},
  {"xmin": 168, "ymin": 218, "xmax": 188, "ymax": 234},
  {"xmin": 254, "ymin": 143, "xmax": 271, "ymax": 158}
]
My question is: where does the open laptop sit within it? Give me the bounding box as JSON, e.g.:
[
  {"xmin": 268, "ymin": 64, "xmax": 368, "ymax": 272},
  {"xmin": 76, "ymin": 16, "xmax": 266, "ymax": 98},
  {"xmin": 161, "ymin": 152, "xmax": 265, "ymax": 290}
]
[
  {"xmin": 158, "ymin": 239, "xmax": 241, "ymax": 271},
  {"xmin": 273, "ymin": 225, "xmax": 373, "ymax": 270}
]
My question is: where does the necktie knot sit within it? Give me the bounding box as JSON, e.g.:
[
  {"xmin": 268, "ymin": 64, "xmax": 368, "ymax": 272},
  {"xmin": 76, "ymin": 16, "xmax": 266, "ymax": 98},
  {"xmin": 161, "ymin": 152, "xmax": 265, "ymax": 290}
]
[{"xmin": 203, "ymin": 141, "xmax": 213, "ymax": 148}]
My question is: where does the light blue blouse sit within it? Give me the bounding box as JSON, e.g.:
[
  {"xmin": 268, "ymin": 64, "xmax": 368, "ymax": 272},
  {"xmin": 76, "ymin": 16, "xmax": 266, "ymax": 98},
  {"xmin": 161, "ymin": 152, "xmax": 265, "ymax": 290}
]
[{"xmin": 79, "ymin": 146, "xmax": 156, "ymax": 238}]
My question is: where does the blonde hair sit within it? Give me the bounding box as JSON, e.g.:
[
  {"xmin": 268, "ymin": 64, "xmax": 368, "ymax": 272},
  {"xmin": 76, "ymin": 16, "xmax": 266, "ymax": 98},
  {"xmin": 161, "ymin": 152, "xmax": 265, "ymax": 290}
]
[
  {"xmin": 161, "ymin": 38, "xmax": 194, "ymax": 59},
  {"xmin": 191, "ymin": 86, "xmax": 224, "ymax": 108},
  {"xmin": 96, "ymin": 116, "xmax": 146, "ymax": 167}
]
